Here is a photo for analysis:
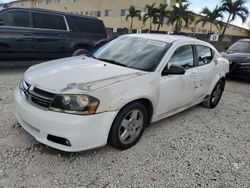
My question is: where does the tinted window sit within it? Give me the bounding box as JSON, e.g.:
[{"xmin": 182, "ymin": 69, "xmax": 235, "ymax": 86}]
[
  {"xmin": 196, "ymin": 45, "xmax": 214, "ymax": 66},
  {"xmin": 0, "ymin": 10, "xmax": 30, "ymax": 27},
  {"xmin": 71, "ymin": 16, "xmax": 106, "ymax": 34},
  {"xmin": 32, "ymin": 12, "xmax": 66, "ymax": 30},
  {"xmin": 168, "ymin": 45, "xmax": 194, "ymax": 69},
  {"xmin": 228, "ymin": 41, "xmax": 250, "ymax": 53}
]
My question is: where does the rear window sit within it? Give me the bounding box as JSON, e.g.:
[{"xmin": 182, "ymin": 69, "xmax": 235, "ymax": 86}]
[
  {"xmin": 32, "ymin": 12, "xmax": 67, "ymax": 30},
  {"xmin": 196, "ymin": 45, "xmax": 214, "ymax": 66},
  {"xmin": 0, "ymin": 10, "xmax": 30, "ymax": 27},
  {"xmin": 70, "ymin": 16, "xmax": 106, "ymax": 34}
]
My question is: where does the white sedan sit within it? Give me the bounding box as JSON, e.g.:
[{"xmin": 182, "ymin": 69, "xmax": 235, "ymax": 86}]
[{"xmin": 15, "ymin": 34, "xmax": 229, "ymax": 152}]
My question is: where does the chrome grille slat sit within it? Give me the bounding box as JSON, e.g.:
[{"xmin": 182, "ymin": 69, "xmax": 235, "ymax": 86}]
[
  {"xmin": 29, "ymin": 90, "xmax": 54, "ymax": 102},
  {"xmin": 20, "ymin": 80, "xmax": 56, "ymax": 109}
]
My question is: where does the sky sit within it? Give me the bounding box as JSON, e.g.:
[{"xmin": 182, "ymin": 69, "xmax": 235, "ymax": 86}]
[
  {"xmin": 189, "ymin": 0, "xmax": 250, "ymax": 29},
  {"xmin": 1, "ymin": 0, "xmax": 250, "ymax": 29}
]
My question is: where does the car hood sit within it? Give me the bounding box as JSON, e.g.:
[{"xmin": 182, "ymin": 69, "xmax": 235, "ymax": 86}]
[
  {"xmin": 220, "ymin": 52, "xmax": 250, "ymax": 63},
  {"xmin": 24, "ymin": 56, "xmax": 146, "ymax": 94}
]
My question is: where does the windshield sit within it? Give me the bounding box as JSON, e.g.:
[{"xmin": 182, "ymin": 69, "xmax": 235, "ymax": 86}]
[
  {"xmin": 94, "ymin": 36, "xmax": 170, "ymax": 71},
  {"xmin": 228, "ymin": 41, "xmax": 250, "ymax": 53}
]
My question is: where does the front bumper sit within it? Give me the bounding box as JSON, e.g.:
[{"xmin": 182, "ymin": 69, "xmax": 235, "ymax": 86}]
[
  {"xmin": 229, "ymin": 63, "xmax": 250, "ymax": 79},
  {"xmin": 14, "ymin": 88, "xmax": 118, "ymax": 152}
]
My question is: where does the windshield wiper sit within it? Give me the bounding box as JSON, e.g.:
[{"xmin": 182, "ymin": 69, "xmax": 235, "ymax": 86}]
[{"xmin": 97, "ymin": 58, "xmax": 127, "ymax": 67}]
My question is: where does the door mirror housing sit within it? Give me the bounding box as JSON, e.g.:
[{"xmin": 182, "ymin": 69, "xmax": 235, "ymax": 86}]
[{"xmin": 162, "ymin": 64, "xmax": 186, "ymax": 76}]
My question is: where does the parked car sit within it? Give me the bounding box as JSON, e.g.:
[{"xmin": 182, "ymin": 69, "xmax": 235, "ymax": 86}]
[
  {"xmin": 221, "ymin": 39, "xmax": 250, "ymax": 80},
  {"xmin": 0, "ymin": 7, "xmax": 107, "ymax": 60},
  {"xmin": 15, "ymin": 34, "xmax": 229, "ymax": 152}
]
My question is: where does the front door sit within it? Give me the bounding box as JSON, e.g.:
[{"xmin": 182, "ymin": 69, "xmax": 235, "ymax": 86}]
[{"xmin": 157, "ymin": 44, "xmax": 198, "ymax": 118}]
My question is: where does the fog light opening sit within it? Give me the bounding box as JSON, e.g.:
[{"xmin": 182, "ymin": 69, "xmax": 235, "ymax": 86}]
[{"xmin": 47, "ymin": 135, "xmax": 71, "ymax": 147}]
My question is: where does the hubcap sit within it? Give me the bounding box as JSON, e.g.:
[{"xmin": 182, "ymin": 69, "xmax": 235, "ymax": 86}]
[
  {"xmin": 118, "ymin": 109, "xmax": 144, "ymax": 145},
  {"xmin": 211, "ymin": 83, "xmax": 222, "ymax": 105}
]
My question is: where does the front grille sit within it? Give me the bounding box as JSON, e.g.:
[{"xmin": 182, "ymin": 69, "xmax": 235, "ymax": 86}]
[{"xmin": 20, "ymin": 80, "xmax": 55, "ymax": 109}]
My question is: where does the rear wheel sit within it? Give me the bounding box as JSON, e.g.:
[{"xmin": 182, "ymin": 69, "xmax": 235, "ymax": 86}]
[
  {"xmin": 109, "ymin": 102, "xmax": 148, "ymax": 150},
  {"xmin": 202, "ymin": 80, "xmax": 224, "ymax": 108}
]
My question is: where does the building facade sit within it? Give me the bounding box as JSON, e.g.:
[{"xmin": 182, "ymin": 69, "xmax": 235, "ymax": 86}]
[{"xmin": 1, "ymin": 0, "xmax": 248, "ymax": 36}]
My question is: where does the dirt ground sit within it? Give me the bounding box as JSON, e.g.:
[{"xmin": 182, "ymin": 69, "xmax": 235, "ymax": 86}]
[{"xmin": 0, "ymin": 68, "xmax": 249, "ymax": 188}]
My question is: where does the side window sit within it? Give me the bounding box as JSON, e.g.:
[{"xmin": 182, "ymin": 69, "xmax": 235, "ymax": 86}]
[
  {"xmin": 32, "ymin": 12, "xmax": 67, "ymax": 30},
  {"xmin": 71, "ymin": 16, "xmax": 106, "ymax": 34},
  {"xmin": 168, "ymin": 45, "xmax": 194, "ymax": 69},
  {"xmin": 0, "ymin": 10, "xmax": 30, "ymax": 27},
  {"xmin": 196, "ymin": 45, "xmax": 214, "ymax": 66}
]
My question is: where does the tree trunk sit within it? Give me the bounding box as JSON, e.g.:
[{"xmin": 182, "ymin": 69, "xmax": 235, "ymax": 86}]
[
  {"xmin": 221, "ymin": 14, "xmax": 231, "ymax": 37},
  {"xmin": 210, "ymin": 23, "xmax": 212, "ymax": 33},
  {"xmin": 175, "ymin": 22, "xmax": 178, "ymax": 33},
  {"xmin": 130, "ymin": 17, "xmax": 133, "ymax": 30},
  {"xmin": 178, "ymin": 19, "xmax": 181, "ymax": 33},
  {"xmin": 149, "ymin": 18, "xmax": 152, "ymax": 32},
  {"xmin": 157, "ymin": 23, "xmax": 161, "ymax": 31}
]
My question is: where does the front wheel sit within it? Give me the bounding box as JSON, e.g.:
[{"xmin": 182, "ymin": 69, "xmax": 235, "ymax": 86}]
[
  {"xmin": 109, "ymin": 102, "xmax": 148, "ymax": 150},
  {"xmin": 202, "ymin": 80, "xmax": 224, "ymax": 108}
]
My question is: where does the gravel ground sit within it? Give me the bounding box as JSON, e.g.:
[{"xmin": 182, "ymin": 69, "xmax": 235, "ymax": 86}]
[{"xmin": 0, "ymin": 68, "xmax": 249, "ymax": 188}]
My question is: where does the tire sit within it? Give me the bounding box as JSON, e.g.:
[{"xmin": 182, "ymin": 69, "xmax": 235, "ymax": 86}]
[
  {"xmin": 109, "ymin": 102, "xmax": 148, "ymax": 150},
  {"xmin": 72, "ymin": 49, "xmax": 90, "ymax": 56},
  {"xmin": 202, "ymin": 80, "xmax": 224, "ymax": 108}
]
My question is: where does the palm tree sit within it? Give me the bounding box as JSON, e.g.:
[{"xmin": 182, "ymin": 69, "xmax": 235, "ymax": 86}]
[
  {"xmin": 143, "ymin": 3, "xmax": 159, "ymax": 32},
  {"xmin": 220, "ymin": 0, "xmax": 249, "ymax": 37},
  {"xmin": 126, "ymin": 5, "xmax": 141, "ymax": 30},
  {"xmin": 196, "ymin": 6, "xmax": 223, "ymax": 33},
  {"xmin": 156, "ymin": 3, "xmax": 170, "ymax": 31},
  {"xmin": 168, "ymin": 0, "xmax": 195, "ymax": 33},
  {"xmin": 248, "ymin": 21, "xmax": 250, "ymax": 37}
]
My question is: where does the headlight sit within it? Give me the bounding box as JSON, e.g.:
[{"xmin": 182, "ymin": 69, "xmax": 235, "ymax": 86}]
[{"xmin": 49, "ymin": 94, "xmax": 100, "ymax": 115}]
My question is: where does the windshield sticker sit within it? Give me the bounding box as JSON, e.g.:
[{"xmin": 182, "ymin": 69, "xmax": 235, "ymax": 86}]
[{"xmin": 147, "ymin": 40, "xmax": 166, "ymax": 47}]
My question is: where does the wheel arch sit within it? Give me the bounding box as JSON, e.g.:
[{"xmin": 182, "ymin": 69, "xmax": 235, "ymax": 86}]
[
  {"xmin": 208, "ymin": 75, "xmax": 226, "ymax": 95},
  {"xmin": 127, "ymin": 98, "xmax": 154, "ymax": 124},
  {"xmin": 115, "ymin": 98, "xmax": 154, "ymax": 123},
  {"xmin": 107, "ymin": 97, "xmax": 154, "ymax": 147},
  {"xmin": 220, "ymin": 77, "xmax": 226, "ymax": 91}
]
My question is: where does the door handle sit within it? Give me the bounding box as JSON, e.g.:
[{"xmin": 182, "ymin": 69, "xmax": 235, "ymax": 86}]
[{"xmin": 190, "ymin": 72, "xmax": 197, "ymax": 77}]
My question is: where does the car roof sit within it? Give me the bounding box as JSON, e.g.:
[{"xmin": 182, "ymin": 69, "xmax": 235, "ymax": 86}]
[
  {"xmin": 238, "ymin": 39, "xmax": 250, "ymax": 42},
  {"xmin": 127, "ymin": 33, "xmax": 201, "ymax": 43},
  {"xmin": 1, "ymin": 7, "xmax": 98, "ymax": 20}
]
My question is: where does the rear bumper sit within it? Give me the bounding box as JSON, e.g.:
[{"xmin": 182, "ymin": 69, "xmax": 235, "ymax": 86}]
[{"xmin": 14, "ymin": 88, "xmax": 118, "ymax": 152}]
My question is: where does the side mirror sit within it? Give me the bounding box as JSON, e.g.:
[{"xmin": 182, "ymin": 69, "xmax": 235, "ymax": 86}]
[{"xmin": 162, "ymin": 64, "xmax": 186, "ymax": 76}]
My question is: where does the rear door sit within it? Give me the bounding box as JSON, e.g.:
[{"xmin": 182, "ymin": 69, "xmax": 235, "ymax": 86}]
[
  {"xmin": 31, "ymin": 11, "xmax": 71, "ymax": 59},
  {"xmin": 194, "ymin": 45, "xmax": 217, "ymax": 100},
  {"xmin": 0, "ymin": 9, "xmax": 36, "ymax": 59}
]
